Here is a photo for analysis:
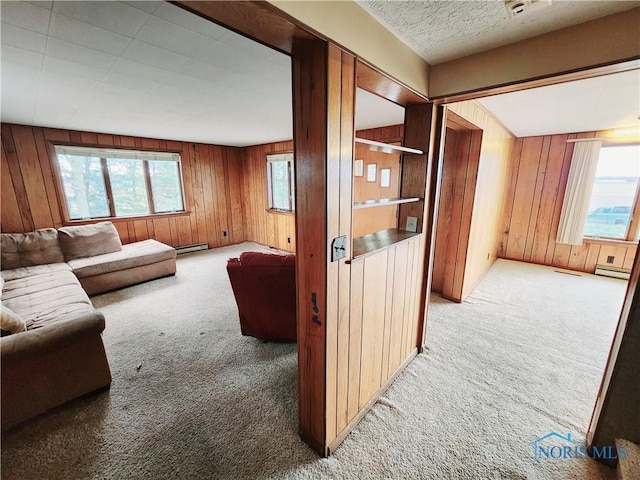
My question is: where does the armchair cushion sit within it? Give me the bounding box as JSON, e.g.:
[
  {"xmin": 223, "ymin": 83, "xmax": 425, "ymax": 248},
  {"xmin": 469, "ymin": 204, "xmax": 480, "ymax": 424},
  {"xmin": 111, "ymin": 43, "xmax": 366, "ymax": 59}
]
[{"xmin": 227, "ymin": 252, "xmax": 296, "ymax": 342}]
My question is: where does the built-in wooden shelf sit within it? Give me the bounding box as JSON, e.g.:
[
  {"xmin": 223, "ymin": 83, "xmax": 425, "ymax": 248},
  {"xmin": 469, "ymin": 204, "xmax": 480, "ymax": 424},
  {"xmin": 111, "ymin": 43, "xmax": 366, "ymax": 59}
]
[
  {"xmin": 353, "ymin": 197, "xmax": 422, "ymax": 210},
  {"xmin": 355, "ymin": 137, "xmax": 423, "ymax": 155},
  {"xmin": 351, "ymin": 228, "xmax": 421, "ymax": 260}
]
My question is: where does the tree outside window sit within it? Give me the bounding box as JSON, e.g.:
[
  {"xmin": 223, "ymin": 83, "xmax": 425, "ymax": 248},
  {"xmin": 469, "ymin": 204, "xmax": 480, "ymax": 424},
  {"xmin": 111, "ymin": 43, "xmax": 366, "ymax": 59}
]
[{"xmin": 54, "ymin": 146, "xmax": 184, "ymax": 221}]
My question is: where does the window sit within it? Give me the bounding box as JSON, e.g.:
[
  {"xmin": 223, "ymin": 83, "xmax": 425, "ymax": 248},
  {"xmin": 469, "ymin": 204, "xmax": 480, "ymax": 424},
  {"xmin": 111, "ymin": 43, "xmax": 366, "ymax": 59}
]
[
  {"xmin": 54, "ymin": 146, "xmax": 184, "ymax": 221},
  {"xmin": 584, "ymin": 145, "xmax": 640, "ymax": 240},
  {"xmin": 267, "ymin": 153, "xmax": 294, "ymax": 211}
]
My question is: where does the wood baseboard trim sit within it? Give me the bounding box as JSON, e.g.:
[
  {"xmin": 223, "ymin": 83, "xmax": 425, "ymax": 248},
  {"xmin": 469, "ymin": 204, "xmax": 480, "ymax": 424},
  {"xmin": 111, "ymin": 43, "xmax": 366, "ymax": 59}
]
[{"xmin": 326, "ymin": 347, "xmax": 419, "ymax": 456}]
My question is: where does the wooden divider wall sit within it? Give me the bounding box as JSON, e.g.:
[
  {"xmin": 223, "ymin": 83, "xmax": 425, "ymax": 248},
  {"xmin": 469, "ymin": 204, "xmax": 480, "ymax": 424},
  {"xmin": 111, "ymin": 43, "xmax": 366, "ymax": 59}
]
[
  {"xmin": 431, "ymin": 101, "xmax": 514, "ymax": 301},
  {"xmin": 499, "ymin": 131, "xmax": 637, "ymax": 273},
  {"xmin": 1, "ymin": 123, "xmax": 244, "ymax": 248}
]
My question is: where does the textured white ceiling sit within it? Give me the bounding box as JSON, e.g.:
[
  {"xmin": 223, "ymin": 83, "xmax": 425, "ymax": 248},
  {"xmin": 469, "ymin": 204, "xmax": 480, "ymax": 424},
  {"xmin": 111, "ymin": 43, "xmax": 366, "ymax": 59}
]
[
  {"xmin": 477, "ymin": 70, "xmax": 640, "ymax": 137},
  {"xmin": 358, "ymin": 0, "xmax": 640, "ymax": 64}
]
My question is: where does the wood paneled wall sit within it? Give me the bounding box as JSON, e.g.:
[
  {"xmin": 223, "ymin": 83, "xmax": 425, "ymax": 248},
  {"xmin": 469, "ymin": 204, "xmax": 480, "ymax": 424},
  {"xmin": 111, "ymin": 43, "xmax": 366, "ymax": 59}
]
[
  {"xmin": 431, "ymin": 102, "xmax": 515, "ymax": 301},
  {"xmin": 431, "ymin": 127, "xmax": 482, "ymax": 299},
  {"xmin": 1, "ymin": 123, "xmax": 244, "ymax": 248},
  {"xmin": 499, "ymin": 131, "xmax": 637, "ymax": 273},
  {"xmin": 240, "ymin": 140, "xmax": 295, "ymax": 252}
]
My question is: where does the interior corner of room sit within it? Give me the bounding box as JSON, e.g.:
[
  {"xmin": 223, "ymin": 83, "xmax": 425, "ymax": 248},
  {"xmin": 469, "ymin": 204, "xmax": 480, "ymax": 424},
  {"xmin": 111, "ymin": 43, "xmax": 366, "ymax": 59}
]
[{"xmin": 1, "ymin": 0, "xmax": 639, "ymax": 478}]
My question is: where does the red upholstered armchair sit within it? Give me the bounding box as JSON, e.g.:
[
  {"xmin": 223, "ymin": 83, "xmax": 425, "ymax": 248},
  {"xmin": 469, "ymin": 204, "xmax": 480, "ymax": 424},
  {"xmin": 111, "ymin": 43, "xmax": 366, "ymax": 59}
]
[{"xmin": 226, "ymin": 252, "xmax": 297, "ymax": 342}]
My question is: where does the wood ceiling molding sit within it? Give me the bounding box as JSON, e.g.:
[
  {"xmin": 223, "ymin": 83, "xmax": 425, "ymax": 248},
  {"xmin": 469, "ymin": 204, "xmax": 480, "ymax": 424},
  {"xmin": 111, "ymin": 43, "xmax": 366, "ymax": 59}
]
[{"xmin": 356, "ymin": 61, "xmax": 428, "ymax": 107}]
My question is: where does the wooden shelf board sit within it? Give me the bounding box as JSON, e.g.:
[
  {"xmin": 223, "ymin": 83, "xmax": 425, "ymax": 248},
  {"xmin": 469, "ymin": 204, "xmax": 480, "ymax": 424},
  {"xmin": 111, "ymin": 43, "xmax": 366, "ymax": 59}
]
[
  {"xmin": 352, "ymin": 228, "xmax": 421, "ymax": 259},
  {"xmin": 353, "ymin": 197, "xmax": 422, "ymax": 210},
  {"xmin": 355, "ymin": 137, "xmax": 423, "ymax": 155}
]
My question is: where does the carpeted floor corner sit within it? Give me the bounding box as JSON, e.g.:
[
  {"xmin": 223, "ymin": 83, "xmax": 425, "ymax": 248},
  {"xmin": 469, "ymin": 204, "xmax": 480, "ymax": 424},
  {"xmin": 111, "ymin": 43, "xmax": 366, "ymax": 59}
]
[{"xmin": 1, "ymin": 246, "xmax": 626, "ymax": 479}]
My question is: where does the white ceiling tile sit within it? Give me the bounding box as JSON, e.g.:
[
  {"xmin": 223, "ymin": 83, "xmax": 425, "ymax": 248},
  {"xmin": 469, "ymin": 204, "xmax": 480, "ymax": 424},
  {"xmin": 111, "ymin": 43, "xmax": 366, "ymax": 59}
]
[
  {"xmin": 40, "ymin": 70, "xmax": 98, "ymax": 90},
  {"xmin": 119, "ymin": 1, "xmax": 163, "ymax": 15},
  {"xmin": 152, "ymin": 2, "xmax": 228, "ymax": 41},
  {"xmin": 1, "ymin": 44, "xmax": 44, "ymax": 69},
  {"xmin": 109, "ymin": 58, "xmax": 170, "ymax": 82},
  {"xmin": 46, "ymin": 37, "xmax": 118, "ymax": 70},
  {"xmin": 48, "ymin": 12, "xmax": 132, "ymax": 56},
  {"xmin": 1, "ymin": 94, "xmax": 37, "ymax": 125},
  {"xmin": 100, "ymin": 71, "xmax": 155, "ymax": 94},
  {"xmin": 121, "ymin": 40, "xmax": 189, "ymax": 72},
  {"xmin": 217, "ymin": 30, "xmax": 274, "ymax": 60},
  {"xmin": 42, "ymin": 56, "xmax": 109, "ymax": 81},
  {"xmin": 52, "ymin": 1, "xmax": 149, "ymax": 37},
  {"xmin": 136, "ymin": 16, "xmax": 213, "ymax": 58},
  {"xmin": 0, "ymin": 1, "xmax": 51, "ymax": 34},
  {"xmin": 1, "ymin": 22, "xmax": 47, "ymax": 53},
  {"xmin": 181, "ymin": 58, "xmax": 231, "ymax": 83},
  {"xmin": 25, "ymin": 1, "xmax": 53, "ymax": 10}
]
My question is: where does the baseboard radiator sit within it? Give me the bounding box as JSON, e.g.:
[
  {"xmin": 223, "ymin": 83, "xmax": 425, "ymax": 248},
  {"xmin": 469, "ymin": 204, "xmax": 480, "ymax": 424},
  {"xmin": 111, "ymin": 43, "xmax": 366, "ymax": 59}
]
[
  {"xmin": 595, "ymin": 265, "xmax": 631, "ymax": 280},
  {"xmin": 175, "ymin": 242, "xmax": 208, "ymax": 255}
]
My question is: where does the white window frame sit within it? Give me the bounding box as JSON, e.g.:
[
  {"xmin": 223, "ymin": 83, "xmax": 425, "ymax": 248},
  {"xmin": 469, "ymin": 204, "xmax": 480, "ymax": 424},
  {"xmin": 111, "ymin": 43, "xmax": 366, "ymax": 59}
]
[{"xmin": 267, "ymin": 153, "xmax": 295, "ymax": 212}]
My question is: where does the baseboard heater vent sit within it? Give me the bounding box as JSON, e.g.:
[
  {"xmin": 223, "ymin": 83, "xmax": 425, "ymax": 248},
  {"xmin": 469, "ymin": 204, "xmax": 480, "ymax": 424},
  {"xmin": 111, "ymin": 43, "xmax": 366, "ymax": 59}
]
[
  {"xmin": 595, "ymin": 265, "xmax": 631, "ymax": 280},
  {"xmin": 175, "ymin": 242, "xmax": 208, "ymax": 255}
]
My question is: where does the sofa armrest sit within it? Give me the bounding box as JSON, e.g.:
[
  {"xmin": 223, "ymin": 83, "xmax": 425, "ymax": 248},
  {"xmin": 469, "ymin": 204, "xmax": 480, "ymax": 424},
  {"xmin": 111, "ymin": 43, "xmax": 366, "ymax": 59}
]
[{"xmin": 1, "ymin": 312, "xmax": 105, "ymax": 363}]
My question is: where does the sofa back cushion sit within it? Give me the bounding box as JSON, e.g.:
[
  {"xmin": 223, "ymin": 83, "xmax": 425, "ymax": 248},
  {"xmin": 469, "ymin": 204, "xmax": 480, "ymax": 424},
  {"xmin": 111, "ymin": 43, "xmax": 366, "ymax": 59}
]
[
  {"xmin": 1, "ymin": 229, "xmax": 65, "ymax": 270},
  {"xmin": 238, "ymin": 252, "xmax": 295, "ymax": 267},
  {"xmin": 58, "ymin": 222, "xmax": 122, "ymax": 261}
]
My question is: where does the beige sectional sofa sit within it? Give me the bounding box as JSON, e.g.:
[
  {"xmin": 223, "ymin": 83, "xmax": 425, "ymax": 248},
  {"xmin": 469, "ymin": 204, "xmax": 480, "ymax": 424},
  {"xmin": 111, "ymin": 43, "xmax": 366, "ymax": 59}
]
[{"xmin": 0, "ymin": 222, "xmax": 177, "ymax": 430}]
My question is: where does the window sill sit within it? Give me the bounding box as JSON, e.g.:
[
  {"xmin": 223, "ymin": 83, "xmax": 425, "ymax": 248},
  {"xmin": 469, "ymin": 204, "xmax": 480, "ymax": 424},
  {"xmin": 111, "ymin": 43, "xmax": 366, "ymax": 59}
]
[
  {"xmin": 583, "ymin": 237, "xmax": 638, "ymax": 247},
  {"xmin": 64, "ymin": 211, "xmax": 190, "ymax": 225},
  {"xmin": 266, "ymin": 208, "xmax": 295, "ymax": 216}
]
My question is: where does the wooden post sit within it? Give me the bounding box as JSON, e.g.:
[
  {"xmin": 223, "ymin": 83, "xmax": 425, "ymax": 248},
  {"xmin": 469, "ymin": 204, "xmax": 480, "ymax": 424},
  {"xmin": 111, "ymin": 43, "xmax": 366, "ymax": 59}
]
[{"xmin": 292, "ymin": 39, "xmax": 355, "ymax": 456}]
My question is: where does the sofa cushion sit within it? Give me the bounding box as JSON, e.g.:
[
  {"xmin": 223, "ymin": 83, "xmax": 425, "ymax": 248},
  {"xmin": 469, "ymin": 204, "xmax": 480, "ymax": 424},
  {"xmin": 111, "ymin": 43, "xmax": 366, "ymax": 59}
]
[
  {"xmin": 238, "ymin": 252, "xmax": 295, "ymax": 267},
  {"xmin": 0, "ymin": 263, "xmax": 72, "ymax": 282},
  {"xmin": 1, "ymin": 303, "xmax": 27, "ymax": 334},
  {"xmin": 1, "ymin": 229, "xmax": 64, "ymax": 270},
  {"xmin": 68, "ymin": 239, "xmax": 176, "ymax": 279},
  {"xmin": 2, "ymin": 270, "xmax": 93, "ymax": 328},
  {"xmin": 58, "ymin": 222, "xmax": 122, "ymax": 261}
]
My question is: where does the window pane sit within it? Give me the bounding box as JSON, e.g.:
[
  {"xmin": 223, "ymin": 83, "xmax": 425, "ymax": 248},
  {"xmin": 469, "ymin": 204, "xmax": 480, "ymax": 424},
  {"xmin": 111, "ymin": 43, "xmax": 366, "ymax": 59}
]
[
  {"xmin": 56, "ymin": 154, "xmax": 109, "ymax": 220},
  {"xmin": 270, "ymin": 160, "xmax": 290, "ymax": 210},
  {"xmin": 149, "ymin": 160, "xmax": 184, "ymax": 213},
  {"xmin": 107, "ymin": 158, "xmax": 150, "ymax": 216},
  {"xmin": 585, "ymin": 145, "xmax": 640, "ymax": 239}
]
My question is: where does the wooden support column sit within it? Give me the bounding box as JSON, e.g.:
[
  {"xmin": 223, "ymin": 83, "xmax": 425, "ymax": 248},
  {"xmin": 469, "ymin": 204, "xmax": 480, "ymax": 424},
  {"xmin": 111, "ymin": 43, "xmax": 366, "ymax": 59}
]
[{"xmin": 292, "ymin": 39, "xmax": 355, "ymax": 456}]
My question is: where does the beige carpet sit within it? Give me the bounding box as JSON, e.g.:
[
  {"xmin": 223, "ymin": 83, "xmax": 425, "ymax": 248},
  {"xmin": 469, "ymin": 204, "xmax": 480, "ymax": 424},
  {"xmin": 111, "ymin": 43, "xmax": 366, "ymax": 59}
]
[{"xmin": 1, "ymin": 246, "xmax": 626, "ymax": 479}]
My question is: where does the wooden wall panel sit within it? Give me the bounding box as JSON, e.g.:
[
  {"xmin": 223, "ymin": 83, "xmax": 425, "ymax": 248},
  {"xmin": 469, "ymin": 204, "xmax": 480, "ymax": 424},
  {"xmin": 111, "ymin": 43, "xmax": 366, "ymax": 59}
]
[
  {"xmin": 500, "ymin": 130, "xmax": 637, "ymax": 274},
  {"xmin": 0, "ymin": 123, "xmax": 245, "ymax": 249},
  {"xmin": 431, "ymin": 101, "xmax": 514, "ymax": 302}
]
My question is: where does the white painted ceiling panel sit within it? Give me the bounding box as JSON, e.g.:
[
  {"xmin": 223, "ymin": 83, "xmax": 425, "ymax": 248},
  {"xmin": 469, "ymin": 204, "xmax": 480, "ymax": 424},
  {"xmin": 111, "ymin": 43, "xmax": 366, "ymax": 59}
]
[
  {"xmin": 48, "ymin": 12, "xmax": 132, "ymax": 56},
  {"xmin": 2, "ymin": 44, "xmax": 44, "ymax": 69},
  {"xmin": 42, "ymin": 55, "xmax": 110, "ymax": 80},
  {"xmin": 478, "ymin": 70, "xmax": 640, "ymax": 137},
  {"xmin": 51, "ymin": 1, "xmax": 150, "ymax": 37},
  {"xmin": 46, "ymin": 37, "xmax": 119, "ymax": 69},
  {"xmin": 1, "ymin": 22, "xmax": 47, "ymax": 53},
  {"xmin": 1, "ymin": 1, "xmax": 51, "ymax": 34},
  {"xmin": 356, "ymin": 89, "xmax": 405, "ymax": 130},
  {"xmin": 121, "ymin": 39, "xmax": 190, "ymax": 72}
]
